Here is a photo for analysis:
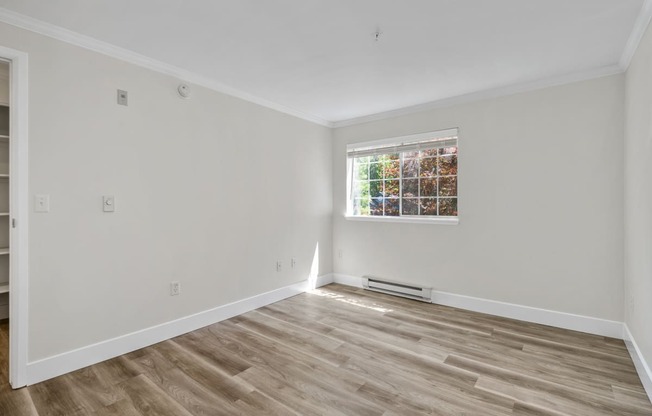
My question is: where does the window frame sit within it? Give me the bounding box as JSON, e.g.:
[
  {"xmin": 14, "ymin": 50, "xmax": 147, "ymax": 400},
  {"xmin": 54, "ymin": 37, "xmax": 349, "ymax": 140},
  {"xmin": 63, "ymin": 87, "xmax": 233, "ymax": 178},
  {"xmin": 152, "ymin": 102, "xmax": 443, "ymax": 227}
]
[{"xmin": 345, "ymin": 128, "xmax": 459, "ymax": 225}]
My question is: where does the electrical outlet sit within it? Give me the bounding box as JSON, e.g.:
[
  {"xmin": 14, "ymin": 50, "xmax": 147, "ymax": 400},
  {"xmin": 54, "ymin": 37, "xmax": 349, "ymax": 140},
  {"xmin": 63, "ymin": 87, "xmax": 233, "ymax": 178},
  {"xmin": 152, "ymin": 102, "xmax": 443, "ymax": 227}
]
[
  {"xmin": 170, "ymin": 281, "xmax": 180, "ymax": 296},
  {"xmin": 276, "ymin": 261, "xmax": 282, "ymax": 272},
  {"xmin": 291, "ymin": 258, "xmax": 297, "ymax": 268}
]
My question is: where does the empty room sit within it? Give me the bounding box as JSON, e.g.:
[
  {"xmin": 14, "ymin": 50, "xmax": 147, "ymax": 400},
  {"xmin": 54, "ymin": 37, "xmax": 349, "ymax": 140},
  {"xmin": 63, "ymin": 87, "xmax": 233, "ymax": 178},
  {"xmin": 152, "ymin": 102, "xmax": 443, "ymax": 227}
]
[{"xmin": 0, "ymin": 0, "xmax": 650, "ymax": 415}]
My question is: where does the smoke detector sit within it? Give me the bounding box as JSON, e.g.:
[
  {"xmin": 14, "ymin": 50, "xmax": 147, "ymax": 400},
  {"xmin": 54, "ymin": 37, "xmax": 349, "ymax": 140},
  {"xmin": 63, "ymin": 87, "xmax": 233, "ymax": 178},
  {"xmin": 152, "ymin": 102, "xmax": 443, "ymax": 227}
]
[{"xmin": 178, "ymin": 83, "xmax": 191, "ymax": 98}]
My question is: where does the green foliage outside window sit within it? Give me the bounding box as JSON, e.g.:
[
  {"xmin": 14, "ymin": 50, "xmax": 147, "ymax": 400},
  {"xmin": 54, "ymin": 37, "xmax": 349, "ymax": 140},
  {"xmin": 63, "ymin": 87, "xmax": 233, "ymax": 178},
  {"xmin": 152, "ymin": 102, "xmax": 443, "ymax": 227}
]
[{"xmin": 351, "ymin": 147, "xmax": 458, "ymax": 217}]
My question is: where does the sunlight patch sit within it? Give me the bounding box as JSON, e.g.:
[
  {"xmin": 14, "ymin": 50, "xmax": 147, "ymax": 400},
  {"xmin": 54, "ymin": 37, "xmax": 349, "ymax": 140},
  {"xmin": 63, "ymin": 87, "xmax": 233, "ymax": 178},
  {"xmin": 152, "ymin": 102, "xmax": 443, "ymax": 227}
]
[{"xmin": 310, "ymin": 289, "xmax": 393, "ymax": 313}]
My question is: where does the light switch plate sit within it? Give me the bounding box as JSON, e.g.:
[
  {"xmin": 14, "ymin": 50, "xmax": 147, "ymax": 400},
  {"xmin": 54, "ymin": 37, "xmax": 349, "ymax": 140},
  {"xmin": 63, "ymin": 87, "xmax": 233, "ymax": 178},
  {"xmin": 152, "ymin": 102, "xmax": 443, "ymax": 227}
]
[
  {"xmin": 34, "ymin": 194, "xmax": 49, "ymax": 213},
  {"xmin": 103, "ymin": 195, "xmax": 115, "ymax": 212}
]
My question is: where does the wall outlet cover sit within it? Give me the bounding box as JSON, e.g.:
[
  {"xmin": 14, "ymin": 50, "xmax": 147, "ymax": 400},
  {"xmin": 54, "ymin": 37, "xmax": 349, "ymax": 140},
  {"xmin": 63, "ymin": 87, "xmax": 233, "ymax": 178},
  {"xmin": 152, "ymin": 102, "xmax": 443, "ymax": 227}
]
[{"xmin": 170, "ymin": 282, "xmax": 180, "ymax": 296}]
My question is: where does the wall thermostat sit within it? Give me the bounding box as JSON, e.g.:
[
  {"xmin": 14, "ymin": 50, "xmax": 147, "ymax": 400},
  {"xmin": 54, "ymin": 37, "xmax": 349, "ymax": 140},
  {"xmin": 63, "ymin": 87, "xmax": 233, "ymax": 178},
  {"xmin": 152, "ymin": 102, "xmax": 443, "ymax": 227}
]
[{"xmin": 178, "ymin": 83, "xmax": 191, "ymax": 98}]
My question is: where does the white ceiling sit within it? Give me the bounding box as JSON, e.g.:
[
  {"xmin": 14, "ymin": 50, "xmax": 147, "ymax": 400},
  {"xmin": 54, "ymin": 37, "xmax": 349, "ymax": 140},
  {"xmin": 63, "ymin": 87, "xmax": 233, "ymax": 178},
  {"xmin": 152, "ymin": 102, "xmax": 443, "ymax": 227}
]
[{"xmin": 0, "ymin": 0, "xmax": 646, "ymax": 124}]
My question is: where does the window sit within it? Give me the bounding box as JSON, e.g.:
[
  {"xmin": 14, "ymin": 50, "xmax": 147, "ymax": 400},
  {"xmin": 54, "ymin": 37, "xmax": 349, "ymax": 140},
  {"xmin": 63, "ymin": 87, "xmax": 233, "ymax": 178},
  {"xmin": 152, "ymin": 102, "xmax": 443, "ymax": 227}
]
[{"xmin": 346, "ymin": 129, "xmax": 458, "ymax": 222}]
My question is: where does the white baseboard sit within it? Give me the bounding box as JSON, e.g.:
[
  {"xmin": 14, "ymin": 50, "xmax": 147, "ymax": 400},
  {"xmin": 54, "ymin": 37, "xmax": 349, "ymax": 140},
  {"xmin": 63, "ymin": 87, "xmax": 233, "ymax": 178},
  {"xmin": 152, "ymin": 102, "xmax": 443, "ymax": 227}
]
[
  {"xmin": 26, "ymin": 274, "xmax": 333, "ymax": 385},
  {"xmin": 623, "ymin": 324, "xmax": 652, "ymax": 400},
  {"xmin": 313, "ymin": 273, "xmax": 334, "ymax": 288},
  {"xmin": 333, "ymin": 273, "xmax": 365, "ymax": 288},
  {"xmin": 430, "ymin": 290, "xmax": 623, "ymax": 339},
  {"xmin": 331, "ymin": 274, "xmax": 623, "ymax": 338}
]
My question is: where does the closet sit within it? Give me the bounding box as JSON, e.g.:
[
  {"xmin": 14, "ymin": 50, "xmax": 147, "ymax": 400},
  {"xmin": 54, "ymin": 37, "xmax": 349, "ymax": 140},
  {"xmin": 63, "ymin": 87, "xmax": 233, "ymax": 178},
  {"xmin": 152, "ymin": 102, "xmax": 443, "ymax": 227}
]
[{"xmin": 0, "ymin": 61, "xmax": 9, "ymax": 321}]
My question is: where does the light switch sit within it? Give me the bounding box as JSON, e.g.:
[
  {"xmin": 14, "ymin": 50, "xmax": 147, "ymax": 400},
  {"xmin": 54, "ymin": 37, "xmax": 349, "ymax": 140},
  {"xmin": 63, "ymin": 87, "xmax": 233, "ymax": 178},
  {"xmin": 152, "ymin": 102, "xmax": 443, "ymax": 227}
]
[
  {"xmin": 34, "ymin": 194, "xmax": 50, "ymax": 213},
  {"xmin": 103, "ymin": 195, "xmax": 115, "ymax": 212}
]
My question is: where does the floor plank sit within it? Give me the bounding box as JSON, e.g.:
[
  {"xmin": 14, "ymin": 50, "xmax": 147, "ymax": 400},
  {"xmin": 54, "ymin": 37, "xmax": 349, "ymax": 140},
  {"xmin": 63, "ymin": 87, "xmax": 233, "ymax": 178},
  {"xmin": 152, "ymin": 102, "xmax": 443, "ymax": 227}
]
[{"xmin": 117, "ymin": 374, "xmax": 195, "ymax": 416}]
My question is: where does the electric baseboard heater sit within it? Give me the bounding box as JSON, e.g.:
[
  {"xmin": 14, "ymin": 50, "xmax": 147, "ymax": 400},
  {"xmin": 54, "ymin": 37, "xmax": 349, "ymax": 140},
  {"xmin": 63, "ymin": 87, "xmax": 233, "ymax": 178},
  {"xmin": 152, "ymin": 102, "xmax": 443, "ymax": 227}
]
[{"xmin": 362, "ymin": 276, "xmax": 432, "ymax": 303}]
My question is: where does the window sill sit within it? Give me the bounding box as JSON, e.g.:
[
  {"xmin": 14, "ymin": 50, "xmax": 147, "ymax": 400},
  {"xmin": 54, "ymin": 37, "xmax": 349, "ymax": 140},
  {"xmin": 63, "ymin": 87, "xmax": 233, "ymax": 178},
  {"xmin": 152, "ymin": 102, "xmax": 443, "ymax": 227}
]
[{"xmin": 344, "ymin": 215, "xmax": 459, "ymax": 225}]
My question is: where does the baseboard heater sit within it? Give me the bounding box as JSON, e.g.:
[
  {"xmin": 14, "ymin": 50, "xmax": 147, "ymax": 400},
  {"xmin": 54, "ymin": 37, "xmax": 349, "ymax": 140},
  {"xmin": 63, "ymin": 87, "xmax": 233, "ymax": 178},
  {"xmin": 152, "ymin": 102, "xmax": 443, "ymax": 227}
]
[{"xmin": 362, "ymin": 276, "xmax": 432, "ymax": 303}]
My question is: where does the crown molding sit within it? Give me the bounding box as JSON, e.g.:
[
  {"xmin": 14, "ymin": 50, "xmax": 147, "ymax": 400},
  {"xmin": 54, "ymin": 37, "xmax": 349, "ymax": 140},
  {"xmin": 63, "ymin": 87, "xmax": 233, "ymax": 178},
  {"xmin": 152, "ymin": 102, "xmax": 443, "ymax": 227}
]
[
  {"xmin": 0, "ymin": 7, "xmax": 333, "ymax": 127},
  {"xmin": 620, "ymin": 0, "xmax": 652, "ymax": 70},
  {"xmin": 331, "ymin": 64, "xmax": 623, "ymax": 128}
]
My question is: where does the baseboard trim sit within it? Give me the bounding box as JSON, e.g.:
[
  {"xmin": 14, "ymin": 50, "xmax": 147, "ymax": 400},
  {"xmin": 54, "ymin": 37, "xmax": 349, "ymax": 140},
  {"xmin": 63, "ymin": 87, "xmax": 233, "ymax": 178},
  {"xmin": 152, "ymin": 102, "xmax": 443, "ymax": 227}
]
[
  {"xmin": 331, "ymin": 274, "xmax": 623, "ymax": 338},
  {"xmin": 333, "ymin": 273, "xmax": 365, "ymax": 288},
  {"xmin": 25, "ymin": 274, "xmax": 333, "ymax": 385},
  {"xmin": 623, "ymin": 324, "xmax": 652, "ymax": 400},
  {"xmin": 313, "ymin": 273, "xmax": 334, "ymax": 288}
]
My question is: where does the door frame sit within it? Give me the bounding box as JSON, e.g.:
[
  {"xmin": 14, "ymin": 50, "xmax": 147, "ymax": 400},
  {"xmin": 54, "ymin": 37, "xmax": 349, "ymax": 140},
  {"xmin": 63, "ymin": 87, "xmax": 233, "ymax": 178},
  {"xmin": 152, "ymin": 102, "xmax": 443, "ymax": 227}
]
[{"xmin": 0, "ymin": 44, "xmax": 29, "ymax": 388}]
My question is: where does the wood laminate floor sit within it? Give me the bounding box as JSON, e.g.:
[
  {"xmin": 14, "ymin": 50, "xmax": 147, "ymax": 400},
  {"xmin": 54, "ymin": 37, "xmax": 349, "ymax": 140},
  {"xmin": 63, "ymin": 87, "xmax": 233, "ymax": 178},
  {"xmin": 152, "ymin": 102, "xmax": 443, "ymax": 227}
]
[{"xmin": 0, "ymin": 284, "xmax": 651, "ymax": 415}]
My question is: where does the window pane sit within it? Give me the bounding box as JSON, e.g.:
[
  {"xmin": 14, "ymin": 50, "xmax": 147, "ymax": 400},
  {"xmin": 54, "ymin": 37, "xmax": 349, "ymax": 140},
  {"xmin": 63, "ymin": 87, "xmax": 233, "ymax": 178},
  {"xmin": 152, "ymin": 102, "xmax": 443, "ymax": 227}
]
[
  {"xmin": 420, "ymin": 157, "xmax": 437, "ymax": 177},
  {"xmin": 348, "ymin": 135, "xmax": 458, "ymax": 219},
  {"xmin": 420, "ymin": 198, "xmax": 438, "ymax": 215},
  {"xmin": 438, "ymin": 176, "xmax": 457, "ymax": 197},
  {"xmin": 369, "ymin": 180, "xmax": 383, "ymax": 197},
  {"xmin": 384, "ymin": 159, "xmax": 400, "ymax": 179},
  {"xmin": 420, "ymin": 178, "xmax": 437, "ymax": 197},
  {"xmin": 402, "ymin": 178, "xmax": 419, "ymax": 198},
  {"xmin": 438, "ymin": 155, "xmax": 457, "ymax": 176},
  {"xmin": 385, "ymin": 198, "xmax": 400, "ymax": 216},
  {"xmin": 370, "ymin": 198, "xmax": 383, "ymax": 216},
  {"xmin": 353, "ymin": 181, "xmax": 370, "ymax": 199},
  {"xmin": 439, "ymin": 198, "xmax": 458, "ymax": 216},
  {"xmin": 369, "ymin": 162, "xmax": 382, "ymax": 180},
  {"xmin": 352, "ymin": 198, "xmax": 370, "ymax": 216},
  {"xmin": 439, "ymin": 146, "xmax": 458, "ymax": 155},
  {"xmin": 402, "ymin": 158, "xmax": 419, "ymax": 178},
  {"xmin": 420, "ymin": 148, "xmax": 438, "ymax": 158},
  {"xmin": 402, "ymin": 198, "xmax": 419, "ymax": 215},
  {"xmin": 354, "ymin": 163, "xmax": 369, "ymax": 180},
  {"xmin": 385, "ymin": 180, "xmax": 400, "ymax": 197}
]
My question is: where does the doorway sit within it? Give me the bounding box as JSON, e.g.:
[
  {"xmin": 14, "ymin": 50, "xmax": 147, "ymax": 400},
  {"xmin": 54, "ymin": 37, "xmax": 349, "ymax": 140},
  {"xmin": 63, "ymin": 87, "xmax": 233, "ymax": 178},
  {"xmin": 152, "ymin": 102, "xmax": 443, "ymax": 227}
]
[
  {"xmin": 0, "ymin": 45, "xmax": 29, "ymax": 389},
  {"xmin": 0, "ymin": 59, "xmax": 10, "ymax": 388}
]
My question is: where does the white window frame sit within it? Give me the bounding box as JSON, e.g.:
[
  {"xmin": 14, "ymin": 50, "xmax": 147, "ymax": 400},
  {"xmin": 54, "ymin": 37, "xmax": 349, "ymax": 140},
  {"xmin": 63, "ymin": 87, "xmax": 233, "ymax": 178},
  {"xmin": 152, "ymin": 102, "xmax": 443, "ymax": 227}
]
[{"xmin": 345, "ymin": 128, "xmax": 459, "ymax": 225}]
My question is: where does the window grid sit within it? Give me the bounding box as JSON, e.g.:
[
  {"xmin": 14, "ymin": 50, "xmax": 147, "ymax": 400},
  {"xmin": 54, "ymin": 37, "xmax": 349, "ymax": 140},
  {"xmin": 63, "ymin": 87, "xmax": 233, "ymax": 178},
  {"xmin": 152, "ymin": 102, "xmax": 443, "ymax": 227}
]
[{"xmin": 351, "ymin": 148, "xmax": 457, "ymax": 218}]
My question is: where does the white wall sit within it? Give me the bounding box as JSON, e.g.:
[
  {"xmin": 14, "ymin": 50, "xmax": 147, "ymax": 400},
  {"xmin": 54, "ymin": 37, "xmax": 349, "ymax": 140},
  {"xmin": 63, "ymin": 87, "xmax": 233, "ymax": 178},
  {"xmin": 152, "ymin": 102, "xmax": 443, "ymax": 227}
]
[
  {"xmin": 333, "ymin": 75, "xmax": 625, "ymax": 321},
  {"xmin": 0, "ymin": 22, "xmax": 333, "ymax": 361},
  {"xmin": 625, "ymin": 20, "xmax": 652, "ymax": 375}
]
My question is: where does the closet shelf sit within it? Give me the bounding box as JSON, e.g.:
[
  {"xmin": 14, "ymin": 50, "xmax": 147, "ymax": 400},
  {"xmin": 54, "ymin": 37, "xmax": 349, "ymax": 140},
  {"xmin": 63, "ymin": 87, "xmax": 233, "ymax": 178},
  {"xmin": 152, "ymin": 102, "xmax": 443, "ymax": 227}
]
[
  {"xmin": 0, "ymin": 284, "xmax": 8, "ymax": 294},
  {"xmin": 0, "ymin": 248, "xmax": 8, "ymax": 255},
  {"xmin": 0, "ymin": 213, "xmax": 8, "ymax": 216},
  {"xmin": 0, "ymin": 135, "xmax": 8, "ymax": 140}
]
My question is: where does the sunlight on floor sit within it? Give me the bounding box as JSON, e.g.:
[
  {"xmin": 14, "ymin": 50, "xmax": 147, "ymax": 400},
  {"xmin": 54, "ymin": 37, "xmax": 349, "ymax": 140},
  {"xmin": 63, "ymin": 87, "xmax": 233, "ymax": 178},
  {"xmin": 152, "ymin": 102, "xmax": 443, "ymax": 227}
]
[
  {"xmin": 305, "ymin": 242, "xmax": 392, "ymax": 312},
  {"xmin": 309, "ymin": 288, "xmax": 393, "ymax": 313}
]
